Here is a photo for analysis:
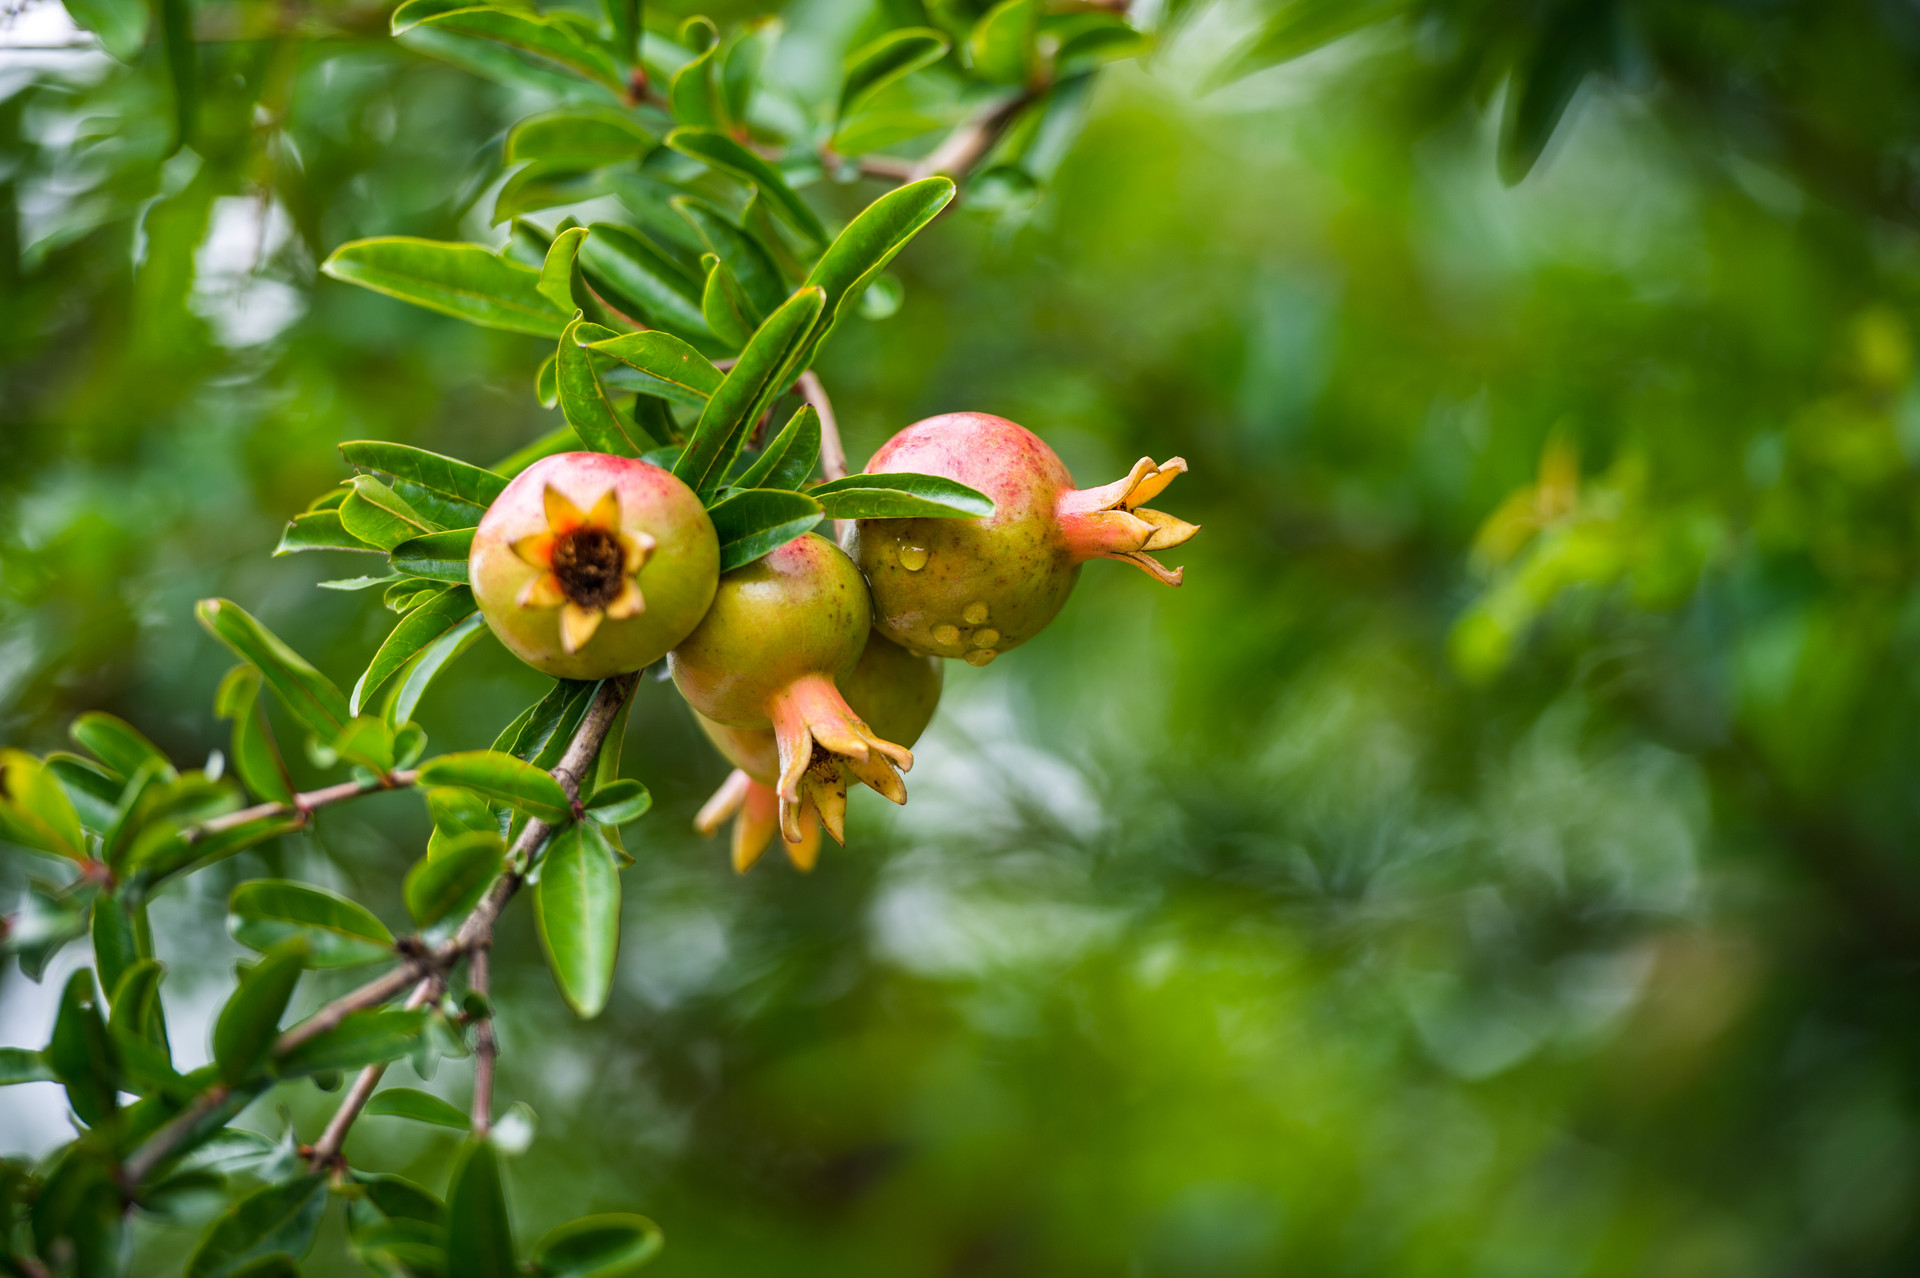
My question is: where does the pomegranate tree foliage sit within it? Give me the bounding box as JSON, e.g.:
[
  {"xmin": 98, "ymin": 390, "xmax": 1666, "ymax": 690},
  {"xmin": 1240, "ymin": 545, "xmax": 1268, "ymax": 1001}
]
[{"xmin": 10, "ymin": 0, "xmax": 1920, "ymax": 1275}]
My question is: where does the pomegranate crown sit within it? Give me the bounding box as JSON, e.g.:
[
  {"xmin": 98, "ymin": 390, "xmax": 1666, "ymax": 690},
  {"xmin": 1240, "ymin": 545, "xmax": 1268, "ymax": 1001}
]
[
  {"xmin": 1059, "ymin": 456, "xmax": 1201, "ymax": 586},
  {"xmin": 510, "ymin": 484, "xmax": 656, "ymax": 653}
]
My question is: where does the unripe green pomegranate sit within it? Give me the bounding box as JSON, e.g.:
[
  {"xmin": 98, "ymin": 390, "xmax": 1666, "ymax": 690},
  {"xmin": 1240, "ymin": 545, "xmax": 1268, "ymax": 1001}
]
[
  {"xmin": 470, "ymin": 452, "xmax": 718, "ymax": 680},
  {"xmin": 849, "ymin": 413, "xmax": 1199, "ymax": 663},
  {"xmin": 694, "ymin": 632, "xmax": 942, "ymax": 872},
  {"xmin": 670, "ymin": 533, "xmax": 913, "ymax": 852}
]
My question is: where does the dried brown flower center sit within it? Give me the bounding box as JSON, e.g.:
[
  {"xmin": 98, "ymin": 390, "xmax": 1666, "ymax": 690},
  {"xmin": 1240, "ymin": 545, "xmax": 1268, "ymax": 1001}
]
[{"xmin": 551, "ymin": 526, "xmax": 625, "ymax": 608}]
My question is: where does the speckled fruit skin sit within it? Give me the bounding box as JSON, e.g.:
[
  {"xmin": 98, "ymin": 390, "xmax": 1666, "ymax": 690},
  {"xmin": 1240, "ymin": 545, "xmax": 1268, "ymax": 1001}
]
[
  {"xmin": 470, "ymin": 452, "xmax": 718, "ymax": 680},
  {"xmin": 849, "ymin": 413, "xmax": 1082, "ymax": 660},
  {"xmin": 668, "ymin": 533, "xmax": 869, "ymax": 726},
  {"xmin": 695, "ymin": 632, "xmax": 942, "ymax": 781}
]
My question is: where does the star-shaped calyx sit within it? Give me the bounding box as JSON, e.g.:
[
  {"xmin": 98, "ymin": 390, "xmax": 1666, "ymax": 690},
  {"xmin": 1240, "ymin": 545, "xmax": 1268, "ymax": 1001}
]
[{"xmin": 510, "ymin": 485, "xmax": 656, "ymax": 654}]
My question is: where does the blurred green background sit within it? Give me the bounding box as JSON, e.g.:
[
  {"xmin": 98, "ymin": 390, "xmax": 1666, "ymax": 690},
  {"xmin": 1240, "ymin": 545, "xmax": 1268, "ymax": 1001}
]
[{"xmin": 7, "ymin": 0, "xmax": 1920, "ymax": 1273}]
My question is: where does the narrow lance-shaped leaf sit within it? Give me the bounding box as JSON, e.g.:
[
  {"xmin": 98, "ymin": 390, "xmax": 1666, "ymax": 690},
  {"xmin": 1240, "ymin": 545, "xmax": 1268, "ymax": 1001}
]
[
  {"xmin": 734, "ymin": 403, "xmax": 819, "ymax": 490},
  {"xmin": 0, "ymin": 1047, "xmax": 56, "ymax": 1085},
  {"xmin": 708, "ymin": 489, "xmax": 823, "ymax": 572},
  {"xmin": 559, "ymin": 314, "xmax": 648, "ymax": 457},
  {"xmin": 0, "ymin": 749, "xmax": 88, "ymax": 861},
  {"xmin": 587, "ymin": 330, "xmax": 722, "ymax": 406},
  {"xmin": 389, "ymin": 611, "xmax": 489, "ymax": 727},
  {"xmin": 365, "ymin": 1087, "xmax": 471, "ymax": 1129},
  {"xmin": 839, "ymin": 27, "xmax": 951, "ymax": 123},
  {"xmin": 64, "ymin": 0, "xmax": 150, "ymax": 62},
  {"xmin": 395, "ymin": 5, "xmax": 627, "ymax": 96},
  {"xmin": 277, "ymin": 508, "xmax": 381, "ymax": 556},
  {"xmin": 801, "ymin": 177, "xmax": 954, "ymax": 341},
  {"xmin": 47, "ymin": 970, "xmax": 117, "ymax": 1126},
  {"xmin": 212, "ymin": 940, "xmax": 307, "ymax": 1087},
  {"xmin": 90, "ymin": 892, "xmax": 140, "ymax": 999},
  {"xmin": 341, "ymin": 475, "xmax": 441, "ymax": 551},
  {"xmin": 666, "ymin": 128, "xmax": 828, "ymax": 247},
  {"xmin": 583, "ymin": 778, "xmax": 651, "ymax": 826},
  {"xmin": 197, "ymin": 600, "xmax": 351, "ymax": 739},
  {"xmin": 700, "ymin": 253, "xmax": 759, "ymax": 349},
  {"xmin": 276, "ymin": 1008, "xmax": 427, "ymax": 1076},
  {"xmin": 71, "ymin": 712, "xmax": 173, "ymax": 782},
  {"xmin": 968, "ymin": 0, "xmax": 1040, "ymax": 84},
  {"xmin": 675, "ymin": 196, "xmax": 785, "ymax": 319},
  {"xmin": 675, "ymin": 287, "xmax": 825, "ymax": 499},
  {"xmin": 536, "ymin": 822, "xmax": 622, "ymax": 1019},
  {"xmin": 529, "ymin": 1214, "xmax": 664, "ymax": 1278},
  {"xmin": 185, "ymin": 1174, "xmax": 328, "ymax": 1278},
  {"xmin": 507, "ymin": 107, "xmax": 655, "ymax": 168},
  {"xmin": 416, "ymin": 751, "xmax": 571, "ymax": 823},
  {"xmin": 352, "ymin": 587, "xmax": 479, "ymax": 716},
  {"xmin": 538, "ymin": 226, "xmax": 591, "ymax": 315},
  {"xmin": 229, "ymin": 881, "xmax": 396, "ymax": 969},
  {"xmin": 157, "ymin": 0, "xmax": 194, "ymax": 151},
  {"xmin": 579, "ymin": 223, "xmax": 711, "ymax": 344},
  {"xmin": 605, "ymin": 0, "xmax": 641, "ymax": 69},
  {"xmin": 808, "ymin": 472, "xmax": 995, "ymax": 519},
  {"xmin": 322, "ymin": 238, "xmax": 567, "ymax": 338},
  {"xmin": 339, "ymin": 442, "xmax": 507, "ymax": 509},
  {"xmin": 404, "ymin": 829, "xmax": 505, "ymax": 927},
  {"xmin": 389, "ymin": 527, "xmax": 476, "ymax": 583},
  {"xmin": 215, "ymin": 665, "xmax": 295, "ymax": 805},
  {"xmin": 446, "ymin": 1141, "xmax": 516, "ymax": 1278}
]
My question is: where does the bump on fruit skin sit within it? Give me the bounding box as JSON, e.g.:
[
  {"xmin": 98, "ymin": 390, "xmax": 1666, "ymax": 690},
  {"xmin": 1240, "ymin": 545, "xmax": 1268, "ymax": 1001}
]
[
  {"xmin": 670, "ymin": 534, "xmax": 914, "ymax": 851},
  {"xmin": 849, "ymin": 413, "xmax": 1198, "ymax": 661},
  {"xmin": 470, "ymin": 452, "xmax": 718, "ymax": 680},
  {"xmin": 692, "ymin": 633, "xmax": 942, "ymax": 872}
]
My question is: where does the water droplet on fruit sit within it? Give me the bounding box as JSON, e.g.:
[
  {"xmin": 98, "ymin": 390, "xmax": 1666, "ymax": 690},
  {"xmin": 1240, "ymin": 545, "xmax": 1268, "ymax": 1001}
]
[
  {"xmin": 972, "ymin": 628, "xmax": 1000, "ymax": 648},
  {"xmin": 932, "ymin": 623, "xmax": 960, "ymax": 646},
  {"xmin": 963, "ymin": 601, "xmax": 989, "ymax": 624},
  {"xmin": 898, "ymin": 544, "xmax": 929, "ymax": 571},
  {"xmin": 964, "ymin": 648, "xmax": 996, "ymax": 667}
]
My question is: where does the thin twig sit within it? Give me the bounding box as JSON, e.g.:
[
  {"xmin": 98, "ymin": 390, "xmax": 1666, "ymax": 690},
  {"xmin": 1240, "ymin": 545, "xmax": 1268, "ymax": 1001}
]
[
  {"xmin": 307, "ymin": 976, "xmax": 440, "ymax": 1171},
  {"xmin": 797, "ymin": 372, "xmax": 852, "ymax": 543},
  {"xmin": 192, "ymin": 770, "xmax": 418, "ymax": 841},
  {"xmin": 119, "ymin": 1086, "xmax": 231, "ymax": 1190},
  {"xmin": 910, "ymin": 93, "xmax": 1036, "ymax": 184},
  {"xmin": 469, "ymin": 948, "xmax": 496, "ymax": 1136},
  {"xmin": 273, "ymin": 956, "xmax": 433, "ymax": 1056}
]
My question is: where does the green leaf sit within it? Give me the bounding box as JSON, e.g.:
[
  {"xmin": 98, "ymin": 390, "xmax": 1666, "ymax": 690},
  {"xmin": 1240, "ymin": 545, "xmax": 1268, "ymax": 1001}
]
[
  {"xmin": 186, "ymin": 1174, "xmax": 327, "ymax": 1278},
  {"xmin": 365, "ymin": 1086, "xmax": 471, "ymax": 1129},
  {"xmin": 1498, "ymin": 3, "xmax": 1609, "ymax": 185},
  {"xmin": 429, "ymin": 785, "xmax": 497, "ymax": 836},
  {"xmin": 212, "ymin": 940, "xmax": 307, "ymax": 1086},
  {"xmin": 508, "ymin": 107, "xmax": 655, "ymax": 168},
  {"xmin": 968, "ymin": 0, "xmax": 1039, "ymax": 84},
  {"xmin": 699, "ymin": 253, "xmax": 759, "ymax": 349},
  {"xmin": 357, "ymin": 1172, "xmax": 446, "ymax": 1225},
  {"xmin": 390, "ymin": 612, "xmax": 489, "ymax": 727},
  {"xmin": 674, "ymin": 196, "xmax": 785, "ymax": 319},
  {"xmin": 389, "ymin": 527, "xmax": 477, "ymax": 583},
  {"xmin": 536, "ymin": 823, "xmax": 620, "ymax": 1019},
  {"xmin": 675, "ymin": 287, "xmax": 825, "ymax": 499},
  {"xmin": 230, "ymin": 881, "xmax": 395, "ymax": 969},
  {"xmin": 90, "ymin": 891, "xmax": 140, "ymax": 997},
  {"xmin": 665, "ymin": 128, "xmax": 827, "ymax": 247},
  {"xmin": 578, "ymin": 224, "xmax": 710, "ymax": 343},
  {"xmin": 720, "ymin": 16, "xmax": 779, "ymax": 124},
  {"xmin": 537, "ymin": 352, "xmax": 560, "ymax": 407},
  {"xmin": 494, "ymin": 680, "xmax": 599, "ymax": 768},
  {"xmin": 0, "ymin": 1047, "xmax": 56, "ymax": 1085},
  {"xmin": 587, "ymin": 330, "xmax": 722, "ymax": 406},
  {"xmin": 46, "ymin": 753, "xmax": 124, "ymax": 832},
  {"xmin": 529, "ymin": 1214, "xmax": 664, "ymax": 1278},
  {"xmin": 198, "ymin": 600, "xmax": 352, "ymax": 740},
  {"xmin": 604, "ymin": 0, "xmax": 639, "ymax": 65},
  {"xmin": 215, "ymin": 666, "xmax": 295, "ymax": 806},
  {"xmin": 417, "ymin": 752, "xmax": 571, "ymax": 823},
  {"xmin": 669, "ymin": 39, "xmax": 723, "ymax": 131},
  {"xmin": 276, "ymin": 1009, "xmax": 427, "ymax": 1076},
  {"xmin": 63, "ymin": 0, "xmax": 150, "ymax": 61},
  {"xmin": 397, "ymin": 5, "xmax": 627, "ymax": 95},
  {"xmin": 334, "ymin": 716, "xmax": 397, "ymax": 774},
  {"xmin": 446, "ymin": 1141, "xmax": 516, "ymax": 1278},
  {"xmin": 135, "ymin": 813, "xmax": 304, "ymax": 885},
  {"xmin": 840, "ymin": 27, "xmax": 950, "ymax": 123},
  {"xmin": 809, "ymin": 472, "xmax": 995, "ymax": 519},
  {"xmin": 0, "ymin": 749, "xmax": 88, "ymax": 861},
  {"xmin": 339, "ymin": 442, "xmax": 507, "ymax": 510},
  {"xmin": 157, "ymin": 0, "xmax": 194, "ymax": 150},
  {"xmin": 47, "ymin": 970, "xmax": 117, "ymax": 1125},
  {"xmin": 708, "ymin": 489, "xmax": 823, "ymax": 572},
  {"xmin": 495, "ymin": 163, "xmax": 615, "ymax": 228},
  {"xmin": 70, "ymin": 711, "xmax": 173, "ymax": 782},
  {"xmin": 583, "ymin": 778, "xmax": 651, "ymax": 826},
  {"xmin": 341, "ymin": 475, "xmax": 441, "ymax": 551},
  {"xmin": 1205, "ymin": 0, "xmax": 1404, "ymax": 89},
  {"xmin": 734, "ymin": 403, "xmax": 820, "ymax": 490},
  {"xmin": 404, "ymin": 829, "xmax": 504, "ymax": 926},
  {"xmin": 322, "ymin": 238, "xmax": 566, "ymax": 338},
  {"xmin": 799, "ymin": 176, "xmax": 953, "ymax": 350},
  {"xmin": 225, "ymin": 1256, "xmax": 300, "ymax": 1278},
  {"xmin": 108, "ymin": 958, "xmax": 176, "ymax": 1093},
  {"xmin": 277, "ymin": 509, "xmax": 380, "ymax": 556},
  {"xmin": 352, "ymin": 586, "xmax": 479, "ymax": 717},
  {"xmin": 538, "ymin": 226, "xmax": 592, "ymax": 315},
  {"xmin": 559, "ymin": 314, "xmax": 647, "ymax": 457}
]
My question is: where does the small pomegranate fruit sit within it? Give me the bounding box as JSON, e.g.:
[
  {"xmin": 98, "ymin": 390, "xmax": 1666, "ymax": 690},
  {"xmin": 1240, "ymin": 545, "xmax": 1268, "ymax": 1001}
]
[
  {"xmin": 849, "ymin": 413, "xmax": 1199, "ymax": 663},
  {"xmin": 470, "ymin": 452, "xmax": 718, "ymax": 679},
  {"xmin": 669, "ymin": 533, "xmax": 914, "ymax": 851},
  {"xmin": 694, "ymin": 633, "xmax": 942, "ymax": 871}
]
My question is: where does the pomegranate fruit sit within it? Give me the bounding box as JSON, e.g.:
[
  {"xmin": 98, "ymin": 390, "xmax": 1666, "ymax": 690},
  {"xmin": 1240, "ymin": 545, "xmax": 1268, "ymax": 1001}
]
[
  {"xmin": 848, "ymin": 413, "xmax": 1198, "ymax": 663},
  {"xmin": 469, "ymin": 452, "xmax": 718, "ymax": 680},
  {"xmin": 669, "ymin": 533, "xmax": 914, "ymax": 850},
  {"xmin": 694, "ymin": 633, "xmax": 942, "ymax": 871}
]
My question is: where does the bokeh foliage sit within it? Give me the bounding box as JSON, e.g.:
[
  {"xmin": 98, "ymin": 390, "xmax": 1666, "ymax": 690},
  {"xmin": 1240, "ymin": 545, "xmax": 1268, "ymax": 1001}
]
[{"xmin": 7, "ymin": 0, "xmax": 1920, "ymax": 1274}]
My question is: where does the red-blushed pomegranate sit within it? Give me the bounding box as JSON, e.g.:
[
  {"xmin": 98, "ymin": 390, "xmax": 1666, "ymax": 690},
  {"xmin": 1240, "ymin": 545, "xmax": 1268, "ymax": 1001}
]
[
  {"xmin": 694, "ymin": 633, "xmax": 942, "ymax": 871},
  {"xmin": 669, "ymin": 533, "xmax": 914, "ymax": 850},
  {"xmin": 470, "ymin": 452, "xmax": 718, "ymax": 679},
  {"xmin": 848, "ymin": 413, "xmax": 1198, "ymax": 663}
]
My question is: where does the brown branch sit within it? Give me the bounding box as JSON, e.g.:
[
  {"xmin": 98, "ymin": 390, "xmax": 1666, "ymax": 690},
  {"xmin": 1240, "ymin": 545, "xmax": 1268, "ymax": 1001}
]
[
  {"xmin": 797, "ymin": 371, "xmax": 852, "ymax": 544},
  {"xmin": 469, "ymin": 948, "xmax": 497, "ymax": 1136},
  {"xmin": 119, "ymin": 1085, "xmax": 231, "ymax": 1190},
  {"xmin": 272, "ymin": 955, "xmax": 433, "ymax": 1056},
  {"xmin": 910, "ymin": 93, "xmax": 1036, "ymax": 184},
  {"xmin": 307, "ymin": 976, "xmax": 440, "ymax": 1171},
  {"xmin": 192, "ymin": 770, "xmax": 418, "ymax": 842}
]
